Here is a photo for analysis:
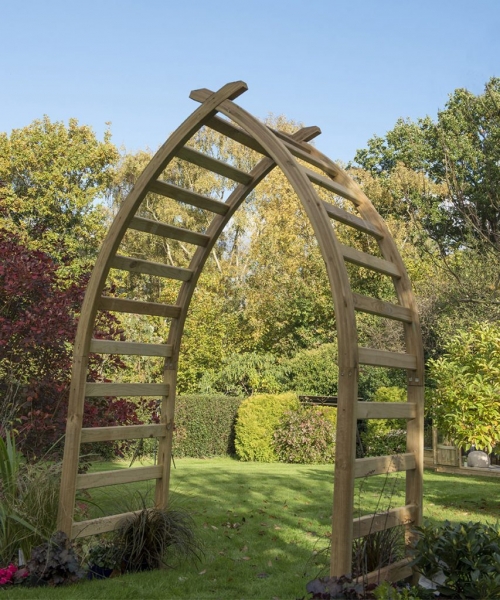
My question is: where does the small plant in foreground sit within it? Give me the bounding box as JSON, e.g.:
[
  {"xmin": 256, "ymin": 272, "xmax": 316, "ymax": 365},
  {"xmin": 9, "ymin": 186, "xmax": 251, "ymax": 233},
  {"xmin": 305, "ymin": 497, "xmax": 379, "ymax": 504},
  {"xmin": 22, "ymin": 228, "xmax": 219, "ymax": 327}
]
[
  {"xmin": 411, "ymin": 520, "xmax": 500, "ymax": 599},
  {"xmin": 115, "ymin": 502, "xmax": 202, "ymax": 572},
  {"xmin": 26, "ymin": 530, "xmax": 85, "ymax": 587},
  {"xmin": 0, "ymin": 432, "xmax": 61, "ymax": 564},
  {"xmin": 85, "ymin": 537, "xmax": 120, "ymax": 578},
  {"xmin": 352, "ymin": 527, "xmax": 405, "ymax": 579},
  {"xmin": 304, "ymin": 574, "xmax": 376, "ymax": 598},
  {"xmin": 304, "ymin": 576, "xmax": 434, "ymax": 599},
  {"xmin": 0, "ymin": 563, "xmax": 28, "ymax": 586}
]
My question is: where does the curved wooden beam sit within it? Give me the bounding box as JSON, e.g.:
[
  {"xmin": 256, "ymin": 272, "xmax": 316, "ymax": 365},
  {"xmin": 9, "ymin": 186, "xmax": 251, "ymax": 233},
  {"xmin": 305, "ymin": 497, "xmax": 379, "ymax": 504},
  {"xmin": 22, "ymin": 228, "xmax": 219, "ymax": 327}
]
[{"xmin": 58, "ymin": 82, "xmax": 424, "ymax": 582}]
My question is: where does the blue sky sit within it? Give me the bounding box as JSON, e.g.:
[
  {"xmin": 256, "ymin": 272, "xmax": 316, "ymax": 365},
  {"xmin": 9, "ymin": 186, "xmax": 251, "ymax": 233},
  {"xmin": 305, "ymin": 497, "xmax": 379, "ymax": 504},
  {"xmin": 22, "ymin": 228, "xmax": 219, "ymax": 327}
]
[{"xmin": 2, "ymin": 0, "xmax": 499, "ymax": 163}]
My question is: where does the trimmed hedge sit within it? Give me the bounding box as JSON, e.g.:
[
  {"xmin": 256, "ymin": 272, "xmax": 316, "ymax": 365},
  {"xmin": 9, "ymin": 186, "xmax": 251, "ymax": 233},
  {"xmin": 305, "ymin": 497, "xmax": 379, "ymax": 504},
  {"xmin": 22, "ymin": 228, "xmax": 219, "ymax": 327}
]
[
  {"xmin": 172, "ymin": 395, "xmax": 242, "ymax": 458},
  {"xmin": 234, "ymin": 393, "xmax": 300, "ymax": 462}
]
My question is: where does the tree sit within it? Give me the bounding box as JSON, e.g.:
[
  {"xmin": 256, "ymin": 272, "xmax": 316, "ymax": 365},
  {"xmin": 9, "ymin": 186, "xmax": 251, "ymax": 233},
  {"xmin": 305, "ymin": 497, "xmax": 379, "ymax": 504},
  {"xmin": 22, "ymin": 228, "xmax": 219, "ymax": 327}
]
[
  {"xmin": 354, "ymin": 77, "xmax": 500, "ymax": 256},
  {"xmin": 353, "ymin": 79, "xmax": 500, "ymax": 355},
  {"xmin": 0, "ymin": 117, "xmax": 119, "ymax": 274},
  {"xmin": 0, "ymin": 229, "xmax": 139, "ymax": 457}
]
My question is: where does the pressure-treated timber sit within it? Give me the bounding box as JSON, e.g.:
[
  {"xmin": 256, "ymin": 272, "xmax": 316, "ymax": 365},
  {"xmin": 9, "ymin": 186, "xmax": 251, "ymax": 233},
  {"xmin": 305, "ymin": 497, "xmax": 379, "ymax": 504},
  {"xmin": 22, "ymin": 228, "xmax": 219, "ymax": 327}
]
[
  {"xmin": 322, "ymin": 202, "xmax": 384, "ymax": 239},
  {"xmin": 58, "ymin": 81, "xmax": 249, "ymax": 542},
  {"xmin": 352, "ymin": 293, "xmax": 413, "ymax": 323},
  {"xmin": 89, "ymin": 340, "xmax": 172, "ymax": 357},
  {"xmin": 80, "ymin": 423, "xmax": 166, "ymax": 443},
  {"xmin": 353, "ymin": 504, "xmax": 417, "ymax": 539},
  {"xmin": 340, "ymin": 245, "xmax": 401, "ymax": 278},
  {"xmin": 99, "ymin": 296, "xmax": 181, "ymax": 318},
  {"xmin": 111, "ymin": 255, "xmax": 193, "ymax": 281},
  {"xmin": 355, "ymin": 558, "xmax": 413, "ymax": 586},
  {"xmin": 357, "ymin": 401, "xmax": 417, "ymax": 420},
  {"xmin": 354, "ymin": 453, "xmax": 416, "ymax": 478},
  {"xmin": 130, "ymin": 216, "xmax": 210, "ymax": 247},
  {"xmin": 72, "ymin": 511, "xmax": 141, "ymax": 538},
  {"xmin": 85, "ymin": 383, "xmax": 168, "ymax": 397},
  {"xmin": 176, "ymin": 146, "xmax": 253, "ymax": 185},
  {"xmin": 76, "ymin": 465, "xmax": 163, "ymax": 490},
  {"xmin": 204, "ymin": 114, "xmax": 270, "ymax": 156},
  {"xmin": 305, "ymin": 167, "xmax": 363, "ymax": 206},
  {"xmin": 358, "ymin": 348, "xmax": 417, "ymax": 370},
  {"xmin": 149, "ymin": 180, "xmax": 229, "ymax": 215},
  {"xmin": 59, "ymin": 81, "xmax": 424, "ymax": 585}
]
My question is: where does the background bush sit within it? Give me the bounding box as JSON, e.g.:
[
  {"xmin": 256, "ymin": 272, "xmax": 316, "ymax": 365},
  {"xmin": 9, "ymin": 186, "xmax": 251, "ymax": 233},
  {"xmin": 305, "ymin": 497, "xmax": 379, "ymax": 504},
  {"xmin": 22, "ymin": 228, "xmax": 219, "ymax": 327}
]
[
  {"xmin": 361, "ymin": 387, "xmax": 407, "ymax": 457},
  {"xmin": 281, "ymin": 344, "xmax": 338, "ymax": 395},
  {"xmin": 173, "ymin": 395, "xmax": 242, "ymax": 458},
  {"xmin": 273, "ymin": 405, "xmax": 336, "ymax": 464},
  {"xmin": 234, "ymin": 393, "xmax": 299, "ymax": 462},
  {"xmin": 428, "ymin": 322, "xmax": 500, "ymax": 453}
]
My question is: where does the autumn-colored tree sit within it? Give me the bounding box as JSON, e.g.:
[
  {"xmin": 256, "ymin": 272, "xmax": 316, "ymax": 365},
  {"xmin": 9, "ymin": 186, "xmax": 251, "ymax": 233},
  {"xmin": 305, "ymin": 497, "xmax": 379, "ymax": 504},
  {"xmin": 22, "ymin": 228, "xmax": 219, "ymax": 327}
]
[
  {"xmin": 0, "ymin": 116, "xmax": 119, "ymax": 275},
  {"xmin": 0, "ymin": 229, "xmax": 141, "ymax": 457}
]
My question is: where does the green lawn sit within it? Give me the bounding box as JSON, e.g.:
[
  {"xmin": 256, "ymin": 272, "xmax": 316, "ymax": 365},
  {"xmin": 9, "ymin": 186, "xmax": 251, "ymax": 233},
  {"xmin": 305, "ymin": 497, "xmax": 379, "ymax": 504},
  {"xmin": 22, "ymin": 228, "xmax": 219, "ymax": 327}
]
[{"xmin": 6, "ymin": 458, "xmax": 500, "ymax": 599}]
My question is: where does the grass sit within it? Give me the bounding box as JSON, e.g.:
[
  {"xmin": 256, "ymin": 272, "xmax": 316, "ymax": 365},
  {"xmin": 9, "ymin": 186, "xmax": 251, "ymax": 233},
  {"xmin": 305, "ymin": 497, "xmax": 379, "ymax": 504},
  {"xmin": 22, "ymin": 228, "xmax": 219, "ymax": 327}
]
[{"xmin": 5, "ymin": 458, "xmax": 500, "ymax": 599}]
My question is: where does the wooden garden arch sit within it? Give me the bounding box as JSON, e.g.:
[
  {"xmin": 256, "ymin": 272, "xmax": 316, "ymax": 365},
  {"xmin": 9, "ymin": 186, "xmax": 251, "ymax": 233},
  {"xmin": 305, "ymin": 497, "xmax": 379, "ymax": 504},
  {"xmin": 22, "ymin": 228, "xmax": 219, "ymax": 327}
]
[{"xmin": 58, "ymin": 81, "xmax": 424, "ymax": 580}]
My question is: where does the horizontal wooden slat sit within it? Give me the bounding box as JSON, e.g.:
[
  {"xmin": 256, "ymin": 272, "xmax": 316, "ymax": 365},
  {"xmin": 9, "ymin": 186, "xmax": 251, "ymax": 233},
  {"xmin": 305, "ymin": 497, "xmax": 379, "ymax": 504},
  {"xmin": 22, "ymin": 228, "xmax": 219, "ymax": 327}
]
[
  {"xmin": 352, "ymin": 293, "xmax": 412, "ymax": 323},
  {"xmin": 358, "ymin": 348, "xmax": 417, "ymax": 370},
  {"xmin": 99, "ymin": 297, "xmax": 181, "ymax": 318},
  {"xmin": 277, "ymin": 138, "xmax": 353, "ymax": 185},
  {"xmin": 353, "ymin": 504, "xmax": 417, "ymax": 539},
  {"xmin": 341, "ymin": 245, "xmax": 400, "ymax": 278},
  {"xmin": 355, "ymin": 453, "xmax": 416, "ymax": 479},
  {"xmin": 176, "ymin": 146, "xmax": 253, "ymax": 185},
  {"xmin": 72, "ymin": 511, "xmax": 140, "ymax": 538},
  {"xmin": 207, "ymin": 108, "xmax": 335, "ymax": 174},
  {"xmin": 322, "ymin": 201, "xmax": 383, "ymax": 239},
  {"xmin": 76, "ymin": 465, "xmax": 163, "ymax": 490},
  {"xmin": 204, "ymin": 114, "xmax": 270, "ymax": 156},
  {"xmin": 305, "ymin": 167, "xmax": 362, "ymax": 207},
  {"xmin": 111, "ymin": 255, "xmax": 192, "ymax": 281},
  {"xmin": 85, "ymin": 383, "xmax": 169, "ymax": 397},
  {"xmin": 89, "ymin": 339, "xmax": 172, "ymax": 357},
  {"xmin": 190, "ymin": 90, "xmax": 337, "ymax": 176},
  {"xmin": 356, "ymin": 558, "xmax": 413, "ymax": 585},
  {"xmin": 357, "ymin": 401, "xmax": 416, "ymax": 419},
  {"xmin": 81, "ymin": 424, "xmax": 167, "ymax": 443},
  {"xmin": 130, "ymin": 216, "xmax": 210, "ymax": 247},
  {"xmin": 149, "ymin": 180, "xmax": 229, "ymax": 215}
]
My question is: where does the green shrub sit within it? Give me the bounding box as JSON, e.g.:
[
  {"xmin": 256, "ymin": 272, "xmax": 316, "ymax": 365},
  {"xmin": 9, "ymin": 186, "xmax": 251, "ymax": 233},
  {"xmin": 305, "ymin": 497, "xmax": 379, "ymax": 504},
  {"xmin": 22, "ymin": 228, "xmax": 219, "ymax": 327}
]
[
  {"xmin": 273, "ymin": 405, "xmax": 336, "ymax": 464},
  {"xmin": 234, "ymin": 393, "xmax": 299, "ymax": 462},
  {"xmin": 412, "ymin": 520, "xmax": 500, "ymax": 599},
  {"xmin": 281, "ymin": 344, "xmax": 338, "ymax": 396},
  {"xmin": 173, "ymin": 395, "xmax": 242, "ymax": 458},
  {"xmin": 361, "ymin": 387, "xmax": 407, "ymax": 457},
  {"xmin": 358, "ymin": 366, "xmax": 404, "ymax": 401},
  {"xmin": 199, "ymin": 353, "xmax": 287, "ymax": 396},
  {"xmin": 428, "ymin": 322, "xmax": 500, "ymax": 453},
  {"xmin": 280, "ymin": 343, "xmax": 402, "ymax": 400}
]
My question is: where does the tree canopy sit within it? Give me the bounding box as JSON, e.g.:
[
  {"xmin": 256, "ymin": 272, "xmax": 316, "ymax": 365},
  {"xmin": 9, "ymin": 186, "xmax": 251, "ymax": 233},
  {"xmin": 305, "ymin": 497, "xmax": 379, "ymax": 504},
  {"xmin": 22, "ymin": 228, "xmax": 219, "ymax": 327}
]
[
  {"xmin": 354, "ymin": 77, "xmax": 500, "ymax": 257},
  {"xmin": 0, "ymin": 117, "xmax": 119, "ymax": 275}
]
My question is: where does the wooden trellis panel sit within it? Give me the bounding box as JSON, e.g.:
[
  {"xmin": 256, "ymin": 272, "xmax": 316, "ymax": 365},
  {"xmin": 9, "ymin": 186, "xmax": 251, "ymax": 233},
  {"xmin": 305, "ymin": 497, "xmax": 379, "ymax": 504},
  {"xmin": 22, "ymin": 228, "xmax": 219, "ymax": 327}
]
[{"xmin": 58, "ymin": 81, "xmax": 424, "ymax": 581}]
